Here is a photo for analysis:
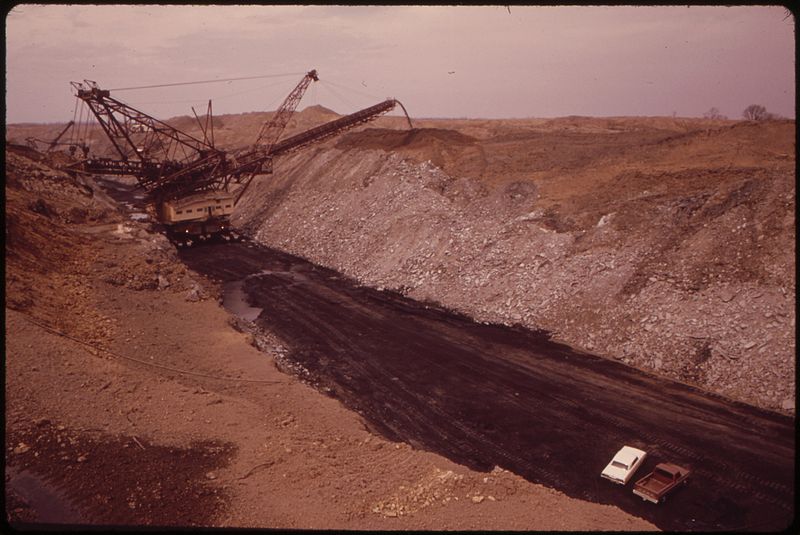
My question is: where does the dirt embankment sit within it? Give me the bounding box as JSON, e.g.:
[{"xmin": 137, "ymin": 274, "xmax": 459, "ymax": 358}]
[
  {"xmin": 234, "ymin": 118, "xmax": 796, "ymax": 414},
  {"xmin": 4, "ymin": 148, "xmax": 655, "ymax": 530}
]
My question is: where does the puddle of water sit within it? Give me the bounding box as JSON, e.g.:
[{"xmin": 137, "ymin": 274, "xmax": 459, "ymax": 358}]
[
  {"xmin": 129, "ymin": 212, "xmax": 149, "ymax": 221},
  {"xmin": 222, "ymin": 280, "xmax": 263, "ymax": 321},
  {"xmin": 255, "ymin": 269, "xmax": 309, "ymax": 284},
  {"xmin": 6, "ymin": 466, "xmax": 82, "ymax": 524}
]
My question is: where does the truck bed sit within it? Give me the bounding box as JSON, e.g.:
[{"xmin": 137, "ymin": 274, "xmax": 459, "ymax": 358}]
[{"xmin": 638, "ymin": 475, "xmax": 672, "ymax": 493}]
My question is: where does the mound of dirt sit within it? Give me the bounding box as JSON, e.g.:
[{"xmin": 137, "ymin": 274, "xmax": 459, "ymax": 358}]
[
  {"xmin": 337, "ymin": 128, "xmax": 477, "ymax": 151},
  {"xmin": 301, "ymin": 104, "xmax": 340, "ymax": 116},
  {"xmin": 334, "ymin": 128, "xmax": 483, "ymax": 180}
]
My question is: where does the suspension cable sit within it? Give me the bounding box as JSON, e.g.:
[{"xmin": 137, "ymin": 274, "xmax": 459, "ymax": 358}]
[
  {"xmin": 109, "ymin": 72, "xmax": 305, "ymax": 92},
  {"xmin": 123, "ymin": 97, "xmax": 211, "ymax": 106},
  {"xmin": 216, "ymin": 77, "xmax": 301, "ymax": 102},
  {"xmin": 82, "ymin": 103, "xmax": 93, "ymax": 148},
  {"xmin": 69, "ymin": 99, "xmax": 80, "ymax": 146},
  {"xmin": 73, "ymin": 102, "xmax": 82, "ymax": 145},
  {"xmin": 322, "ymin": 78, "xmax": 383, "ymax": 102},
  {"xmin": 124, "ymin": 78, "xmax": 297, "ymax": 106},
  {"xmin": 319, "ymin": 82, "xmax": 358, "ymax": 113},
  {"xmin": 262, "ymin": 91, "xmax": 289, "ymax": 116},
  {"xmin": 76, "ymin": 101, "xmax": 88, "ymax": 147}
]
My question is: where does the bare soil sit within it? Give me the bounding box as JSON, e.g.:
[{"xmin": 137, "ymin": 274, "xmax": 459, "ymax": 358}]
[
  {"xmin": 5, "ymin": 110, "xmax": 794, "ymax": 530},
  {"xmin": 4, "ymin": 146, "xmax": 655, "ymax": 529}
]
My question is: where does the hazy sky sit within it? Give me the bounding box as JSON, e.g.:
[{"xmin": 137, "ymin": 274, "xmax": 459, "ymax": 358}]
[{"xmin": 5, "ymin": 5, "xmax": 795, "ymax": 123}]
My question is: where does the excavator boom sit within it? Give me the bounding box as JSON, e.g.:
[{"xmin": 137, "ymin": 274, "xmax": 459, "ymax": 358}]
[
  {"xmin": 26, "ymin": 120, "xmax": 76, "ymax": 152},
  {"xmin": 48, "ymin": 120, "xmax": 75, "ymax": 151},
  {"xmin": 231, "ymin": 98, "xmax": 405, "ymax": 203},
  {"xmin": 72, "ymin": 80, "xmax": 214, "ymax": 165},
  {"xmin": 253, "ymin": 69, "xmax": 319, "ymax": 152},
  {"xmin": 270, "ymin": 99, "xmax": 398, "ymax": 157}
]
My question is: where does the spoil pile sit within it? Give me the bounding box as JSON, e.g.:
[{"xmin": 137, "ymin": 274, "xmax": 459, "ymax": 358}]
[{"xmin": 234, "ymin": 119, "xmax": 796, "ymax": 414}]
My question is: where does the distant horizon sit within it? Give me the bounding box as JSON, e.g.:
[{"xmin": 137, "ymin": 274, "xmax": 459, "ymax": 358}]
[
  {"xmin": 7, "ymin": 109, "xmax": 793, "ymax": 127},
  {"xmin": 6, "ymin": 6, "xmax": 794, "ymax": 124}
]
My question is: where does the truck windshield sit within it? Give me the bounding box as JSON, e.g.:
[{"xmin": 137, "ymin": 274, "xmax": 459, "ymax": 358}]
[{"xmin": 612, "ymin": 461, "xmax": 629, "ymax": 470}]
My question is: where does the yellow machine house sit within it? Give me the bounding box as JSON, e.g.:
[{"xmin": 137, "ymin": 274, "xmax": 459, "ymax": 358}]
[{"xmin": 159, "ymin": 190, "xmax": 236, "ymax": 240}]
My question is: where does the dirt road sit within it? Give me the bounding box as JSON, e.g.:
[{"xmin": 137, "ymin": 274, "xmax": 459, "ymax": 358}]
[{"xmin": 178, "ymin": 240, "xmax": 794, "ymax": 532}]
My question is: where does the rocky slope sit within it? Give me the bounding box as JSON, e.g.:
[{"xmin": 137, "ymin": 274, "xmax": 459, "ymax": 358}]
[{"xmin": 233, "ymin": 118, "xmax": 796, "ymax": 414}]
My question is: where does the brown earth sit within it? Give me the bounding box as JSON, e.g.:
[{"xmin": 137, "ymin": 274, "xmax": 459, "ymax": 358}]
[
  {"xmin": 5, "ymin": 107, "xmax": 794, "ymax": 528},
  {"xmin": 4, "ymin": 147, "xmax": 656, "ymax": 529}
]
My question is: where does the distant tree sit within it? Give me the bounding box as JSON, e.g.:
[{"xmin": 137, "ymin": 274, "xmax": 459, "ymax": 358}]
[
  {"xmin": 703, "ymin": 107, "xmax": 727, "ymax": 120},
  {"xmin": 742, "ymin": 104, "xmax": 768, "ymax": 121}
]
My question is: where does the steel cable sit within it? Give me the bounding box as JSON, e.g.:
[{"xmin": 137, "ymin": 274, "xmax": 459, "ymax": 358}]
[
  {"xmin": 123, "ymin": 78, "xmax": 296, "ymax": 107},
  {"xmin": 68, "ymin": 100, "xmax": 80, "ymax": 146},
  {"xmin": 214, "ymin": 77, "xmax": 301, "ymax": 102},
  {"xmin": 76, "ymin": 102, "xmax": 88, "ymax": 148},
  {"xmin": 109, "ymin": 72, "xmax": 305, "ymax": 92},
  {"xmin": 322, "ymin": 78, "xmax": 383, "ymax": 101},
  {"xmin": 318, "ymin": 82, "xmax": 358, "ymax": 113}
]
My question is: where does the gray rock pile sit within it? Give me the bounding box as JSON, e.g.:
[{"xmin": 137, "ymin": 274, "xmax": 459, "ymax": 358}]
[{"xmin": 235, "ymin": 148, "xmax": 795, "ymax": 414}]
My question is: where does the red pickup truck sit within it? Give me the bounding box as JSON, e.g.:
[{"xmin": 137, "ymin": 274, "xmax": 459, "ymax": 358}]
[{"xmin": 633, "ymin": 463, "xmax": 690, "ymax": 503}]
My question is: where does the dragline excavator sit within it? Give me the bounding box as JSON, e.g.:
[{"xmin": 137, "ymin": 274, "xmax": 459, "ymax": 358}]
[{"xmin": 68, "ymin": 69, "xmax": 412, "ymax": 242}]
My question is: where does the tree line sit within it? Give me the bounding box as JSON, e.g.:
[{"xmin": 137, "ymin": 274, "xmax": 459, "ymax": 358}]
[{"xmin": 703, "ymin": 105, "xmax": 785, "ymax": 121}]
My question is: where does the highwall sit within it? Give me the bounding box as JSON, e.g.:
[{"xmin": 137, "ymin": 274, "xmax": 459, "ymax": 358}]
[{"xmin": 233, "ymin": 146, "xmax": 796, "ymax": 414}]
